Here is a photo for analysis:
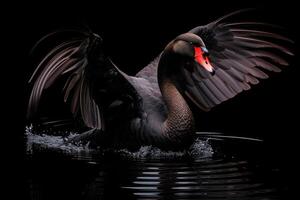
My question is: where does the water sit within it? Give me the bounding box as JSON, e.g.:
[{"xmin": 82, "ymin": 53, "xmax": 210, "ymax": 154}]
[{"xmin": 24, "ymin": 126, "xmax": 290, "ymax": 200}]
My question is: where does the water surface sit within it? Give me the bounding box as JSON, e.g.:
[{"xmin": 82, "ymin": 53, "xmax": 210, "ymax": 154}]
[{"xmin": 24, "ymin": 127, "xmax": 290, "ymax": 200}]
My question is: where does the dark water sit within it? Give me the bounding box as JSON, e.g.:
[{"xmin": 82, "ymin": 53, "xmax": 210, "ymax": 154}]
[{"xmin": 24, "ymin": 130, "xmax": 291, "ymax": 200}]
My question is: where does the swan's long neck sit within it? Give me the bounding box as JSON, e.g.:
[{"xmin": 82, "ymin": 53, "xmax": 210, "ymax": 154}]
[
  {"xmin": 160, "ymin": 78, "xmax": 195, "ymax": 135},
  {"xmin": 158, "ymin": 52, "xmax": 195, "ymax": 138}
]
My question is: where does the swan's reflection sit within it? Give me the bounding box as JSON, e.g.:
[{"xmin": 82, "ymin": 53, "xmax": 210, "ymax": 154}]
[
  {"xmin": 81, "ymin": 158, "xmax": 280, "ymax": 200},
  {"xmin": 26, "ymin": 137, "xmax": 284, "ymax": 200}
]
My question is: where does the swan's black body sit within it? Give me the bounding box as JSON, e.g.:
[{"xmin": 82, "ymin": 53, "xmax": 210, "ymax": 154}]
[{"xmin": 27, "ymin": 10, "xmax": 293, "ymax": 150}]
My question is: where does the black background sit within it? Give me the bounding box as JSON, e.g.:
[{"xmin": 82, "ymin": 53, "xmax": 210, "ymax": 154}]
[{"xmin": 4, "ymin": 0, "xmax": 299, "ymax": 198}]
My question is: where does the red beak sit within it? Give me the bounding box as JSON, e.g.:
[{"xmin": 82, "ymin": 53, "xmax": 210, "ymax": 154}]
[{"xmin": 194, "ymin": 47, "xmax": 214, "ymax": 74}]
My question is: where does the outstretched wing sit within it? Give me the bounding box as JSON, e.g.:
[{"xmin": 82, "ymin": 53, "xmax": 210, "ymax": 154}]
[
  {"xmin": 27, "ymin": 30, "xmax": 140, "ymax": 130},
  {"xmin": 180, "ymin": 10, "xmax": 293, "ymax": 111},
  {"xmin": 27, "ymin": 32, "xmax": 104, "ymax": 129}
]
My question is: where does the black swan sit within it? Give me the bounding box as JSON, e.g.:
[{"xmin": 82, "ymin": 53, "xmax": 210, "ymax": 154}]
[{"xmin": 27, "ymin": 10, "xmax": 293, "ymax": 150}]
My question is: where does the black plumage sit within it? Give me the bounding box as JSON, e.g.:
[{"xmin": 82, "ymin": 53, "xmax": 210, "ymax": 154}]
[{"xmin": 27, "ymin": 10, "xmax": 293, "ymax": 150}]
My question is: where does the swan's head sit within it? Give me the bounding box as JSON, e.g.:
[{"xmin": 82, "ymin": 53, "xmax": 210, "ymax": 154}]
[{"xmin": 167, "ymin": 33, "xmax": 215, "ymax": 74}]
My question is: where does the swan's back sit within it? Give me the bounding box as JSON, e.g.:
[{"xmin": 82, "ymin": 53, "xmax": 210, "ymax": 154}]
[{"xmin": 129, "ymin": 55, "xmax": 167, "ymax": 119}]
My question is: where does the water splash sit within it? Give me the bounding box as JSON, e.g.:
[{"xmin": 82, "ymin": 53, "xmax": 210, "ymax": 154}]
[
  {"xmin": 189, "ymin": 138, "xmax": 214, "ymax": 158},
  {"xmin": 117, "ymin": 139, "xmax": 213, "ymax": 159},
  {"xmin": 25, "ymin": 125, "xmax": 91, "ymax": 154},
  {"xmin": 25, "ymin": 125, "xmax": 213, "ymax": 159}
]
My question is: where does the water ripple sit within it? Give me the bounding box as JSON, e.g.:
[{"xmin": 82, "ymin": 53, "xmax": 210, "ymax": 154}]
[
  {"xmin": 118, "ymin": 159, "xmax": 279, "ymax": 200},
  {"xmin": 25, "ymin": 126, "xmax": 285, "ymax": 200}
]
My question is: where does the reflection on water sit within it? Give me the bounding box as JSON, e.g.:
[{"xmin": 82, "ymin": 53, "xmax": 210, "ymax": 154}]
[{"xmin": 24, "ymin": 128, "xmax": 288, "ymax": 200}]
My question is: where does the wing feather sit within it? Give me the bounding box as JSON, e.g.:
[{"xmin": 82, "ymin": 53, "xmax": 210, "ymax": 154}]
[
  {"xmin": 27, "ymin": 35, "xmax": 103, "ymax": 129},
  {"xmin": 181, "ymin": 10, "xmax": 293, "ymax": 111}
]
